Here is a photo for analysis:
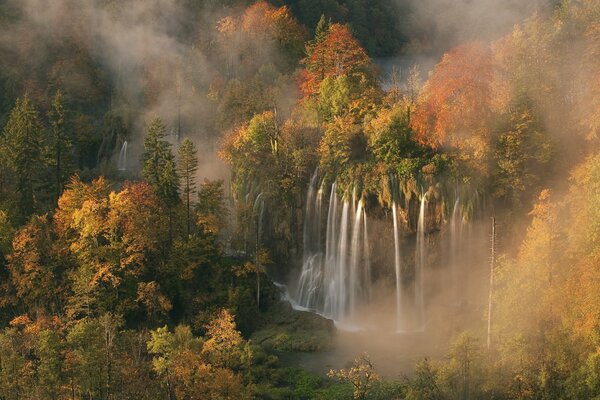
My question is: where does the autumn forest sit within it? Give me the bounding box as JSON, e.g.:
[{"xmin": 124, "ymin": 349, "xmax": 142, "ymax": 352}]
[{"xmin": 1, "ymin": 0, "xmax": 600, "ymax": 399}]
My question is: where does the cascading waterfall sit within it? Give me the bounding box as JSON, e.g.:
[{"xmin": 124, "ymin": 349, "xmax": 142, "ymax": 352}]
[
  {"xmin": 295, "ymin": 177, "xmax": 371, "ymax": 324},
  {"xmin": 415, "ymin": 193, "xmax": 427, "ymax": 330},
  {"xmin": 118, "ymin": 140, "xmax": 128, "ymax": 171},
  {"xmin": 297, "ymin": 172, "xmax": 323, "ymax": 309},
  {"xmin": 290, "ymin": 174, "xmax": 476, "ymax": 332}
]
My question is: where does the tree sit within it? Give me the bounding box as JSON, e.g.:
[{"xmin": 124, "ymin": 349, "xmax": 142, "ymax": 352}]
[
  {"xmin": 177, "ymin": 138, "xmax": 198, "ymax": 236},
  {"xmin": 1, "ymin": 95, "xmax": 44, "ymax": 218},
  {"xmin": 6, "ymin": 214, "xmax": 59, "ymax": 312},
  {"xmin": 142, "ymin": 117, "xmax": 176, "ymax": 198},
  {"xmin": 47, "ymin": 89, "xmax": 74, "ymax": 199},
  {"xmin": 299, "ymin": 23, "xmax": 375, "ymax": 99},
  {"xmin": 201, "ymin": 309, "xmax": 243, "ymax": 370},
  {"xmin": 405, "ymin": 358, "xmax": 443, "ymax": 400},
  {"xmin": 491, "ymin": 102, "xmax": 552, "ymax": 210},
  {"xmin": 411, "ymin": 43, "xmax": 494, "ymax": 175},
  {"xmin": 196, "ymin": 179, "xmax": 228, "ymax": 236},
  {"xmin": 328, "ymin": 353, "xmax": 380, "ymax": 400},
  {"xmin": 142, "ymin": 118, "xmax": 179, "ymax": 240}
]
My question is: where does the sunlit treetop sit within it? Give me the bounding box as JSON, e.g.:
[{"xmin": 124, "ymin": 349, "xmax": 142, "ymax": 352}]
[{"xmin": 299, "ymin": 23, "xmax": 376, "ymax": 99}]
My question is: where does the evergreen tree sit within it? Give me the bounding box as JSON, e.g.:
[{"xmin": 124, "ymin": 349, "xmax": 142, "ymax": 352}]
[
  {"xmin": 159, "ymin": 157, "xmax": 179, "ymax": 209},
  {"xmin": 141, "ymin": 118, "xmax": 179, "ymax": 242},
  {"xmin": 177, "ymin": 138, "xmax": 199, "ymax": 236},
  {"xmin": 47, "ymin": 89, "xmax": 74, "ymax": 200},
  {"xmin": 1, "ymin": 95, "xmax": 43, "ymax": 218},
  {"xmin": 142, "ymin": 117, "xmax": 178, "ymax": 202}
]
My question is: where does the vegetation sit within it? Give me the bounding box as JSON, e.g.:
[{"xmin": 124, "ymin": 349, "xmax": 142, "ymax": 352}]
[{"xmin": 1, "ymin": 0, "xmax": 600, "ymax": 398}]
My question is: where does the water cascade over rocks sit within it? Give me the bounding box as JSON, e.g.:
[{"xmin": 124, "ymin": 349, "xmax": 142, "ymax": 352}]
[
  {"xmin": 296, "ymin": 176, "xmax": 371, "ymax": 327},
  {"xmin": 292, "ymin": 172, "xmax": 473, "ymax": 332}
]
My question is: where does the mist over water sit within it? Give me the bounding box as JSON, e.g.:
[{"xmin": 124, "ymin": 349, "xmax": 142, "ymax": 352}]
[{"xmin": 285, "ymin": 170, "xmax": 494, "ymax": 375}]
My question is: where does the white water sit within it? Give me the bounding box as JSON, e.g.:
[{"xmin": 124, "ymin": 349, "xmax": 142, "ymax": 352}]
[
  {"xmin": 415, "ymin": 194, "xmax": 427, "ymax": 330},
  {"xmin": 295, "ymin": 176, "xmax": 372, "ymax": 325},
  {"xmin": 292, "ymin": 175, "xmax": 474, "ymax": 333},
  {"xmin": 392, "ymin": 203, "xmax": 402, "ymax": 331},
  {"xmin": 118, "ymin": 140, "xmax": 128, "ymax": 171}
]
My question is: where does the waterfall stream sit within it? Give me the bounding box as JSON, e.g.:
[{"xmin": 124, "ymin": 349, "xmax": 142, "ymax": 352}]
[
  {"xmin": 291, "ymin": 174, "xmax": 472, "ymax": 332},
  {"xmin": 118, "ymin": 140, "xmax": 128, "ymax": 171}
]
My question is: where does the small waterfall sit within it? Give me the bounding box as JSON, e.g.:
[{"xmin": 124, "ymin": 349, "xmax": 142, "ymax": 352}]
[
  {"xmin": 392, "ymin": 202, "xmax": 403, "ymax": 331},
  {"xmin": 253, "ymin": 192, "xmax": 266, "ymax": 243},
  {"xmin": 449, "ymin": 197, "xmax": 462, "ymax": 293},
  {"xmin": 118, "ymin": 140, "xmax": 128, "ymax": 171},
  {"xmin": 415, "ymin": 193, "xmax": 427, "ymax": 330}
]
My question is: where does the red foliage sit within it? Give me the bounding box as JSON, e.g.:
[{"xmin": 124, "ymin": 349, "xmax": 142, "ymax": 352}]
[
  {"xmin": 411, "ymin": 43, "xmax": 494, "ymax": 150},
  {"xmin": 299, "ymin": 24, "xmax": 373, "ymax": 98}
]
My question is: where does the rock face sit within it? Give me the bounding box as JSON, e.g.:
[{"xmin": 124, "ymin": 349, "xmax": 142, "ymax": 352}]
[{"xmin": 252, "ymin": 301, "xmax": 335, "ymax": 352}]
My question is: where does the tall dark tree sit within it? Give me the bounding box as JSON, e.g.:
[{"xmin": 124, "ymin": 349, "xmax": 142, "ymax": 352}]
[
  {"xmin": 142, "ymin": 117, "xmax": 179, "ymax": 240},
  {"xmin": 142, "ymin": 118, "xmax": 176, "ymax": 197},
  {"xmin": 47, "ymin": 90, "xmax": 74, "ymax": 200},
  {"xmin": 1, "ymin": 95, "xmax": 43, "ymax": 218},
  {"xmin": 177, "ymin": 138, "xmax": 199, "ymax": 236}
]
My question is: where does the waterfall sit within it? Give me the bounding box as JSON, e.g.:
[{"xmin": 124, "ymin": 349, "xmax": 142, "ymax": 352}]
[
  {"xmin": 118, "ymin": 140, "xmax": 128, "ymax": 171},
  {"xmin": 415, "ymin": 193, "xmax": 427, "ymax": 330},
  {"xmin": 253, "ymin": 192, "xmax": 266, "ymax": 243},
  {"xmin": 449, "ymin": 197, "xmax": 462, "ymax": 293},
  {"xmin": 349, "ymin": 200, "xmax": 364, "ymax": 318},
  {"xmin": 362, "ymin": 211, "xmax": 371, "ymax": 303},
  {"xmin": 392, "ymin": 202, "xmax": 402, "ymax": 331},
  {"xmin": 294, "ymin": 180, "xmax": 372, "ymax": 325}
]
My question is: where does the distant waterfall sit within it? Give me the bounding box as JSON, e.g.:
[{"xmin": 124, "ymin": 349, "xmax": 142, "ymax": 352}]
[
  {"xmin": 118, "ymin": 140, "xmax": 128, "ymax": 171},
  {"xmin": 392, "ymin": 203, "xmax": 403, "ymax": 331},
  {"xmin": 415, "ymin": 193, "xmax": 427, "ymax": 330},
  {"xmin": 295, "ymin": 176, "xmax": 372, "ymax": 324},
  {"xmin": 449, "ymin": 197, "xmax": 463, "ymax": 292}
]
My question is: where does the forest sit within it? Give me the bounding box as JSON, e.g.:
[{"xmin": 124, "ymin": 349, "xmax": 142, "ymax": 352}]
[{"xmin": 0, "ymin": 0, "xmax": 600, "ymax": 399}]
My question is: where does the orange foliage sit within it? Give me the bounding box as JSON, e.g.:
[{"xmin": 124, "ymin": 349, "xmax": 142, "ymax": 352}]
[
  {"xmin": 7, "ymin": 215, "xmax": 57, "ymax": 307},
  {"xmin": 299, "ymin": 23, "xmax": 373, "ymax": 98},
  {"xmin": 584, "ymin": 23, "xmax": 600, "ymax": 139},
  {"xmin": 108, "ymin": 181, "xmax": 163, "ymax": 272},
  {"xmin": 411, "ymin": 43, "xmax": 494, "ymax": 153}
]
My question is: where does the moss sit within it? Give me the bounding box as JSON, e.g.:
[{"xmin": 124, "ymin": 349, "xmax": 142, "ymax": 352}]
[{"xmin": 252, "ymin": 301, "xmax": 334, "ymax": 352}]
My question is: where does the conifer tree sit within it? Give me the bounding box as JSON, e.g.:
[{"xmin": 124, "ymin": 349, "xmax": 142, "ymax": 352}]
[
  {"xmin": 47, "ymin": 90, "xmax": 74, "ymax": 199},
  {"xmin": 142, "ymin": 118, "xmax": 179, "ymax": 203},
  {"xmin": 177, "ymin": 138, "xmax": 199, "ymax": 236},
  {"xmin": 142, "ymin": 118, "xmax": 180, "ymax": 242},
  {"xmin": 1, "ymin": 95, "xmax": 43, "ymax": 218}
]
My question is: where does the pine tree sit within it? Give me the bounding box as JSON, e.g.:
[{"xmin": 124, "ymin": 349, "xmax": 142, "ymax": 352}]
[
  {"xmin": 1, "ymin": 95, "xmax": 43, "ymax": 218},
  {"xmin": 177, "ymin": 138, "xmax": 199, "ymax": 236},
  {"xmin": 159, "ymin": 157, "xmax": 179, "ymax": 209},
  {"xmin": 142, "ymin": 118, "xmax": 179, "ymax": 241},
  {"xmin": 47, "ymin": 90, "xmax": 74, "ymax": 200},
  {"xmin": 142, "ymin": 118, "xmax": 179, "ymax": 199}
]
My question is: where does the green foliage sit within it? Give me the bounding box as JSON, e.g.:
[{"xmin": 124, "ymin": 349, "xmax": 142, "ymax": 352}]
[
  {"xmin": 1, "ymin": 95, "xmax": 43, "ymax": 218},
  {"xmin": 492, "ymin": 102, "xmax": 553, "ymax": 210},
  {"xmin": 47, "ymin": 90, "xmax": 75, "ymax": 200},
  {"xmin": 142, "ymin": 118, "xmax": 179, "ymax": 206},
  {"xmin": 178, "ymin": 138, "xmax": 198, "ymax": 235}
]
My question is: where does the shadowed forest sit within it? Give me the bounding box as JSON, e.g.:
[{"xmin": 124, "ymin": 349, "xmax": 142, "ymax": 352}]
[{"xmin": 1, "ymin": 0, "xmax": 600, "ymax": 399}]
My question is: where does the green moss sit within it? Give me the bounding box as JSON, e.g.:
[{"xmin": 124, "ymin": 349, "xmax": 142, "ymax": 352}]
[{"xmin": 252, "ymin": 301, "xmax": 334, "ymax": 352}]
